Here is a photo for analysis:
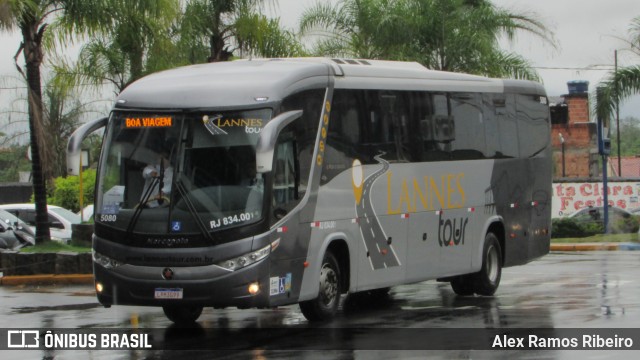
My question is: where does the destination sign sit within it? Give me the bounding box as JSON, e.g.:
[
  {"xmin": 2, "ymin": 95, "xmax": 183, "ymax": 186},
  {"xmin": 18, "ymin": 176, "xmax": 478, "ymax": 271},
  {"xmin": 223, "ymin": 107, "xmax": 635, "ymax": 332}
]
[{"xmin": 124, "ymin": 116, "xmax": 173, "ymax": 128}]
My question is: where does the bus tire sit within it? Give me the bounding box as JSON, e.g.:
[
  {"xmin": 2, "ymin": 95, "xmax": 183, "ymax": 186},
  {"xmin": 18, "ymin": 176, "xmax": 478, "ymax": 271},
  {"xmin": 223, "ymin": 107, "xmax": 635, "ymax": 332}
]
[
  {"xmin": 299, "ymin": 251, "xmax": 342, "ymax": 322},
  {"xmin": 450, "ymin": 275, "xmax": 474, "ymax": 296},
  {"xmin": 162, "ymin": 305, "xmax": 203, "ymax": 324},
  {"xmin": 471, "ymin": 232, "xmax": 502, "ymax": 296}
]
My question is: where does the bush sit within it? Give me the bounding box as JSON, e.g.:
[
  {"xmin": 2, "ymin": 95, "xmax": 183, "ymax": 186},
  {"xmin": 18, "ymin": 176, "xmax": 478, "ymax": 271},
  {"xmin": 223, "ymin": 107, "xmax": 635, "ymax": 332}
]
[
  {"xmin": 552, "ymin": 215, "xmax": 640, "ymax": 238},
  {"xmin": 611, "ymin": 215, "xmax": 640, "ymax": 234},
  {"xmin": 48, "ymin": 169, "xmax": 96, "ymax": 213},
  {"xmin": 552, "ymin": 218, "xmax": 592, "ymax": 238}
]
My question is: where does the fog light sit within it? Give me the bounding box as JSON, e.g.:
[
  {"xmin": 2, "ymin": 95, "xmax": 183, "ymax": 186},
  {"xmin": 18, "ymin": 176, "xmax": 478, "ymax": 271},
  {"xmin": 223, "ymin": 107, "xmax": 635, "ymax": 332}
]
[
  {"xmin": 248, "ymin": 282, "xmax": 260, "ymax": 295},
  {"xmin": 96, "ymin": 282, "xmax": 104, "ymax": 293}
]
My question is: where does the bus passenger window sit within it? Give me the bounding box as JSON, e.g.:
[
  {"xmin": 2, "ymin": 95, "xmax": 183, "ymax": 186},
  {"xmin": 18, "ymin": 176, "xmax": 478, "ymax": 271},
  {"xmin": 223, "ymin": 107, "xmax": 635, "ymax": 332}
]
[{"xmin": 272, "ymin": 137, "xmax": 299, "ymax": 219}]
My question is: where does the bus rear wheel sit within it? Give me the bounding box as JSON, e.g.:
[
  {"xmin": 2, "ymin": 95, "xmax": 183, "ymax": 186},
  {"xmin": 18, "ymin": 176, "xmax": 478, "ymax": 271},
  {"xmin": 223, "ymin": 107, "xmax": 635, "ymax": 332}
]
[
  {"xmin": 471, "ymin": 232, "xmax": 502, "ymax": 296},
  {"xmin": 299, "ymin": 251, "xmax": 342, "ymax": 322},
  {"xmin": 162, "ymin": 305, "xmax": 203, "ymax": 325},
  {"xmin": 450, "ymin": 275, "xmax": 474, "ymax": 296}
]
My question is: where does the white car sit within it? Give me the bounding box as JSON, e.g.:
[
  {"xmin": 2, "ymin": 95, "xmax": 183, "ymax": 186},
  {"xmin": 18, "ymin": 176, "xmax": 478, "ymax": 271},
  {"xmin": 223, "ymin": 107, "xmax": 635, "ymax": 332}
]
[{"xmin": 0, "ymin": 204, "xmax": 81, "ymax": 243}]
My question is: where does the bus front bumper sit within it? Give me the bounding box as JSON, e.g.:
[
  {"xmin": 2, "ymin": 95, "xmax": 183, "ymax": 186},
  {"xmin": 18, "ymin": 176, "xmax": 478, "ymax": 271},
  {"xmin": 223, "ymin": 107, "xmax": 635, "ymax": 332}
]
[{"xmin": 93, "ymin": 259, "xmax": 271, "ymax": 309}]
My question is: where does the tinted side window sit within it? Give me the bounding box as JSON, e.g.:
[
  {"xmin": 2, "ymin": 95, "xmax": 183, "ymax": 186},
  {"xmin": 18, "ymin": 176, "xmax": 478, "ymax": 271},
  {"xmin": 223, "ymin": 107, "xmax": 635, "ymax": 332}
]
[
  {"xmin": 279, "ymin": 89, "xmax": 326, "ymax": 197},
  {"xmin": 516, "ymin": 94, "xmax": 551, "ymax": 157},
  {"xmin": 450, "ymin": 93, "xmax": 485, "ymax": 160}
]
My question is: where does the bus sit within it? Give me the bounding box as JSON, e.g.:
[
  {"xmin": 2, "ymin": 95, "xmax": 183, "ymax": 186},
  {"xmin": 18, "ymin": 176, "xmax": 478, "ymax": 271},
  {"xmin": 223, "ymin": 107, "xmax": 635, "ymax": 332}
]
[{"xmin": 68, "ymin": 58, "xmax": 552, "ymax": 324}]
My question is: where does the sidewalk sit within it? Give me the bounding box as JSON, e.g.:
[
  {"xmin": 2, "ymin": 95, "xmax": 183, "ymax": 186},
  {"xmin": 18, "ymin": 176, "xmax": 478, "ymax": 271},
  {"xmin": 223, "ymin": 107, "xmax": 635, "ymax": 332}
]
[{"xmin": 1, "ymin": 243, "xmax": 639, "ymax": 286}]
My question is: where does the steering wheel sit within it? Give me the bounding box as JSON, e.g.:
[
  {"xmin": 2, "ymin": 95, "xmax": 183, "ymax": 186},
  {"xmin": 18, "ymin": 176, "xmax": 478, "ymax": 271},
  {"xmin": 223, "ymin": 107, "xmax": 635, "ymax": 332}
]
[{"xmin": 138, "ymin": 195, "xmax": 171, "ymax": 209}]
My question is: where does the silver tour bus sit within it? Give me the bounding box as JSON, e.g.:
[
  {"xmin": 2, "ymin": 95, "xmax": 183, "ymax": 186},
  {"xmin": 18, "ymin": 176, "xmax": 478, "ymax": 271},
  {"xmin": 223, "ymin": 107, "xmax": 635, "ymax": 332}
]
[{"xmin": 68, "ymin": 58, "xmax": 552, "ymax": 324}]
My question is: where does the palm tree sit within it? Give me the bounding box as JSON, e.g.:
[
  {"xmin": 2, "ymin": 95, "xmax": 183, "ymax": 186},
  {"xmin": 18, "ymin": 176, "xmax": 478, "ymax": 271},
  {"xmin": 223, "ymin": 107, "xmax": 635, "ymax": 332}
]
[
  {"xmin": 1, "ymin": 77, "xmax": 104, "ymax": 179},
  {"xmin": 300, "ymin": 0, "xmax": 554, "ymax": 80},
  {"xmin": 0, "ymin": 0, "xmax": 113, "ymax": 242},
  {"xmin": 53, "ymin": 0, "xmax": 180, "ymax": 94},
  {"xmin": 409, "ymin": 0, "xmax": 553, "ymax": 79},
  {"xmin": 42, "ymin": 80, "xmax": 106, "ymax": 178},
  {"xmin": 234, "ymin": 14, "xmax": 307, "ymax": 58},
  {"xmin": 596, "ymin": 16, "xmax": 640, "ymax": 121},
  {"xmin": 299, "ymin": 0, "xmax": 394, "ymax": 59},
  {"xmin": 177, "ymin": 0, "xmax": 303, "ymax": 63}
]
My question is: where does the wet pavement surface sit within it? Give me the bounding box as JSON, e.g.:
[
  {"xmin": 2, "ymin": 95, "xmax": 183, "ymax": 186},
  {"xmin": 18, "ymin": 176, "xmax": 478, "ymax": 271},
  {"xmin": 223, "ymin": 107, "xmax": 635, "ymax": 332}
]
[{"xmin": 1, "ymin": 251, "xmax": 640, "ymax": 359}]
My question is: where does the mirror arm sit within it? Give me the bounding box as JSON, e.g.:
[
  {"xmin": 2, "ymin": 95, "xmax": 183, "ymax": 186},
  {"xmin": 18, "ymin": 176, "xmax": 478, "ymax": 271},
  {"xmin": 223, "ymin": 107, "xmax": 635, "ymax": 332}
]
[
  {"xmin": 255, "ymin": 110, "xmax": 303, "ymax": 173},
  {"xmin": 67, "ymin": 117, "xmax": 108, "ymax": 175}
]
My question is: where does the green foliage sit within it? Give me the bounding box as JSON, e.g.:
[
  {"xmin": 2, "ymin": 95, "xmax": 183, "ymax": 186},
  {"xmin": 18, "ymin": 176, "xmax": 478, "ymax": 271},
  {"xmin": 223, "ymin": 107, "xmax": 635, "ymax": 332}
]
[
  {"xmin": 611, "ymin": 116, "xmax": 640, "ymax": 157},
  {"xmin": 20, "ymin": 241, "xmax": 91, "ymax": 253},
  {"xmin": 299, "ymin": 0, "xmax": 554, "ymax": 80},
  {"xmin": 552, "ymin": 215, "xmax": 640, "ymax": 238},
  {"xmin": 552, "ymin": 218, "xmax": 591, "ymax": 238},
  {"xmin": 52, "ymin": 0, "xmax": 181, "ymax": 93},
  {"xmin": 0, "ymin": 145, "xmax": 31, "ymax": 182},
  {"xmin": 596, "ymin": 15, "xmax": 640, "ymax": 120},
  {"xmin": 47, "ymin": 169, "xmax": 96, "ymax": 213}
]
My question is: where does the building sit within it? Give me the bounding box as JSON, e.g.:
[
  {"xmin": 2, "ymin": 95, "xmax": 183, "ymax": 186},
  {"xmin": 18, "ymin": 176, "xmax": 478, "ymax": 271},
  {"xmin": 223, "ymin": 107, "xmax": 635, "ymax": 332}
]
[{"xmin": 550, "ymin": 81, "xmax": 598, "ymax": 178}]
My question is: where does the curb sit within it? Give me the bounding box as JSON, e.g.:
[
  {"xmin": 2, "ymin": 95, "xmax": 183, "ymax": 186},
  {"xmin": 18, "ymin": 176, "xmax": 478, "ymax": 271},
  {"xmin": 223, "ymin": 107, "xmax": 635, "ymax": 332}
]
[
  {"xmin": 0, "ymin": 274, "xmax": 93, "ymax": 286},
  {"xmin": 550, "ymin": 242, "xmax": 640, "ymax": 252}
]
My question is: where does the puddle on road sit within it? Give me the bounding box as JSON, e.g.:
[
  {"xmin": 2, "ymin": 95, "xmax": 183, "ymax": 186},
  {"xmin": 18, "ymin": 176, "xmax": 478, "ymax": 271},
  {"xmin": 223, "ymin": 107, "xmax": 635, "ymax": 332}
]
[{"xmin": 12, "ymin": 302, "xmax": 101, "ymax": 314}]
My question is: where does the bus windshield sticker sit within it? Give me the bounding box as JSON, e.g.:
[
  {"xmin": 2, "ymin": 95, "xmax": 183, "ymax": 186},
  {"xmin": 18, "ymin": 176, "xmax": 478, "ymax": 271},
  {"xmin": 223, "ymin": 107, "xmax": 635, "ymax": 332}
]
[
  {"xmin": 202, "ymin": 115, "xmax": 227, "ymax": 136},
  {"xmin": 205, "ymin": 115, "xmax": 265, "ymax": 135},
  {"xmin": 124, "ymin": 116, "xmax": 173, "ymax": 128}
]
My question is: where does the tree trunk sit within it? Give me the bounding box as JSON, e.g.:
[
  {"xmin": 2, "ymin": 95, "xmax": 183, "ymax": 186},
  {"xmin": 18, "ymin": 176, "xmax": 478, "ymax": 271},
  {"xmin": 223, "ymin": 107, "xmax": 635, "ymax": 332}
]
[{"xmin": 21, "ymin": 20, "xmax": 51, "ymax": 243}]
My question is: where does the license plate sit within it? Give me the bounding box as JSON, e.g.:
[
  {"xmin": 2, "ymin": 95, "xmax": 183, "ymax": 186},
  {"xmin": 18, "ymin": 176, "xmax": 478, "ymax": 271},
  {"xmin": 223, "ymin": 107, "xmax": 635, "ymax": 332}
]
[{"xmin": 154, "ymin": 288, "xmax": 183, "ymax": 299}]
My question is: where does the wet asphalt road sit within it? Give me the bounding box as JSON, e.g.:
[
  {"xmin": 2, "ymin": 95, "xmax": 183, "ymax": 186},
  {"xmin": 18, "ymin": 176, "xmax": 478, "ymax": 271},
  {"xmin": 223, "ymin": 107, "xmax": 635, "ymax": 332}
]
[{"xmin": 1, "ymin": 251, "xmax": 640, "ymax": 359}]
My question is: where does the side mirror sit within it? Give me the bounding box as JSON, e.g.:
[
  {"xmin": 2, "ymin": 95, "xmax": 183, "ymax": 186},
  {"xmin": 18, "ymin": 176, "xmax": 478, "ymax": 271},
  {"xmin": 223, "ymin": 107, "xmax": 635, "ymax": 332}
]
[
  {"xmin": 67, "ymin": 117, "xmax": 108, "ymax": 175},
  {"xmin": 50, "ymin": 221, "xmax": 65, "ymax": 230},
  {"xmin": 273, "ymin": 208, "xmax": 287, "ymax": 220},
  {"xmin": 255, "ymin": 110, "xmax": 303, "ymax": 173}
]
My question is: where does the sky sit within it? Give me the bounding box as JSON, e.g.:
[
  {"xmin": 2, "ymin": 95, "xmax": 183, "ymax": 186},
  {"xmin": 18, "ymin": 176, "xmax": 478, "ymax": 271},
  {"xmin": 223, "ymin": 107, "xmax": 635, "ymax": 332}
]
[{"xmin": 1, "ymin": 0, "xmax": 639, "ymax": 136}]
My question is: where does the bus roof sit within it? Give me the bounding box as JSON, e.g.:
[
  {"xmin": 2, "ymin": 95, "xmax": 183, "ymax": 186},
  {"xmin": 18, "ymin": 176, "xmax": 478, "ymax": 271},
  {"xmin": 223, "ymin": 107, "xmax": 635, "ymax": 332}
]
[{"xmin": 115, "ymin": 58, "xmax": 543, "ymax": 110}]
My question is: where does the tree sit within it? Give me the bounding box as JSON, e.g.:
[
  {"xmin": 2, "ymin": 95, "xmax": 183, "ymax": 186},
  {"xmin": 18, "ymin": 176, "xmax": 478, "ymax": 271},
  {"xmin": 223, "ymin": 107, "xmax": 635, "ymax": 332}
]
[
  {"xmin": 56, "ymin": 0, "xmax": 303, "ymax": 94},
  {"xmin": 53, "ymin": 0, "xmax": 180, "ymax": 94},
  {"xmin": 0, "ymin": 0, "xmax": 113, "ymax": 242},
  {"xmin": 611, "ymin": 116, "xmax": 640, "ymax": 157},
  {"xmin": 300, "ymin": 0, "xmax": 554, "ymax": 80},
  {"xmin": 0, "ymin": 143, "xmax": 31, "ymax": 182},
  {"xmin": 299, "ymin": 0, "xmax": 394, "ymax": 59},
  {"xmin": 176, "ymin": 0, "xmax": 304, "ymax": 63},
  {"xmin": 1, "ymin": 77, "xmax": 103, "ymax": 179},
  {"xmin": 596, "ymin": 16, "xmax": 640, "ymax": 121},
  {"xmin": 234, "ymin": 14, "xmax": 307, "ymax": 58}
]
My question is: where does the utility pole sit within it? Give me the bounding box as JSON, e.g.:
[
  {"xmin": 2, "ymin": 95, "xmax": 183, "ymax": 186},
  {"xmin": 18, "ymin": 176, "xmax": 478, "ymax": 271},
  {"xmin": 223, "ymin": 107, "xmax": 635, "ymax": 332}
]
[
  {"xmin": 597, "ymin": 87, "xmax": 611, "ymax": 233},
  {"xmin": 615, "ymin": 50, "xmax": 621, "ymax": 177},
  {"xmin": 559, "ymin": 133, "xmax": 566, "ymax": 177}
]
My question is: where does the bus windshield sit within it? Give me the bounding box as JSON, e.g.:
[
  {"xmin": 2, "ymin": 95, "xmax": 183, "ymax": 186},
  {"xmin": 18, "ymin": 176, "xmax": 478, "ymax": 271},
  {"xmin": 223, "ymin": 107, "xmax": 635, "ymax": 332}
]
[{"xmin": 95, "ymin": 109, "xmax": 271, "ymax": 236}]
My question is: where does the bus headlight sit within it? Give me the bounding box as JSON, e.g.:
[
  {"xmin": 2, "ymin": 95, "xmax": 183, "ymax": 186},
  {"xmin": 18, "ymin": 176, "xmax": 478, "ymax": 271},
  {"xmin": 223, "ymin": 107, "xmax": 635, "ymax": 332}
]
[
  {"xmin": 92, "ymin": 250, "xmax": 124, "ymax": 269},
  {"xmin": 217, "ymin": 244, "xmax": 270, "ymax": 271}
]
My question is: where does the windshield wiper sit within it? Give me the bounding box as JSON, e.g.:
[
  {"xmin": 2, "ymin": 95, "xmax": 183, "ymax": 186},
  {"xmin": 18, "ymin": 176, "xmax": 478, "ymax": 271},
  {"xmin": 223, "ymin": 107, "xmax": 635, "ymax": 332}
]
[
  {"xmin": 125, "ymin": 176, "xmax": 159, "ymax": 236},
  {"xmin": 175, "ymin": 178, "xmax": 216, "ymax": 245}
]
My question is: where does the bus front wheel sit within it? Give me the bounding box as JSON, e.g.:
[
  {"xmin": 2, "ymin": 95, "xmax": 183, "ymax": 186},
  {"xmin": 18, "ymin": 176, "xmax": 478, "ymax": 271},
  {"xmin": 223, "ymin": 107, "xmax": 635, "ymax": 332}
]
[
  {"xmin": 162, "ymin": 305, "xmax": 203, "ymax": 325},
  {"xmin": 299, "ymin": 251, "xmax": 342, "ymax": 322}
]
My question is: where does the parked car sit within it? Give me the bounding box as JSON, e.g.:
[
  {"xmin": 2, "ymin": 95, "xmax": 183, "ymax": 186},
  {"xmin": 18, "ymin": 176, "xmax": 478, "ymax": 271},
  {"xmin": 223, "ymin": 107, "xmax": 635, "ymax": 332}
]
[
  {"xmin": 0, "ymin": 209, "xmax": 35, "ymax": 250},
  {"xmin": 0, "ymin": 204, "xmax": 81, "ymax": 243},
  {"xmin": 569, "ymin": 206, "xmax": 639, "ymax": 233},
  {"xmin": 77, "ymin": 204, "xmax": 94, "ymax": 222}
]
